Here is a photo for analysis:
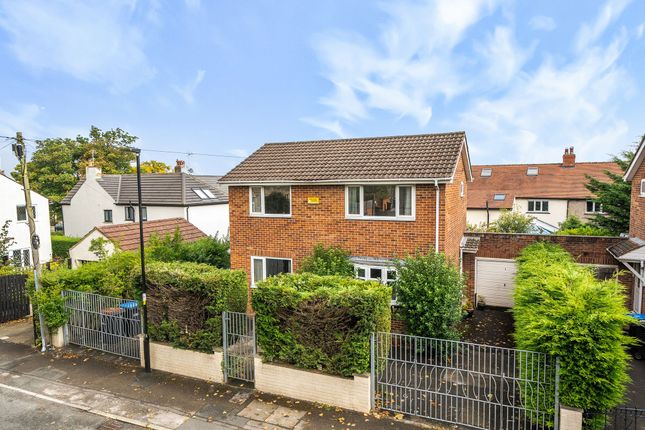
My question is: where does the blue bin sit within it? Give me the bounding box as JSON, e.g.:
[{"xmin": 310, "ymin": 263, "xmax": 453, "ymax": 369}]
[
  {"xmin": 629, "ymin": 313, "xmax": 645, "ymax": 360},
  {"xmin": 119, "ymin": 301, "xmax": 140, "ymax": 337}
]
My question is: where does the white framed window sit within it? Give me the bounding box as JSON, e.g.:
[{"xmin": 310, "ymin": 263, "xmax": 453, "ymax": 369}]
[
  {"xmin": 355, "ymin": 264, "xmax": 398, "ymax": 304},
  {"xmin": 251, "ymin": 256, "xmax": 292, "ymax": 287},
  {"xmin": 16, "ymin": 205, "xmax": 36, "ymax": 222},
  {"xmin": 585, "ymin": 200, "xmax": 604, "ymax": 214},
  {"xmin": 345, "ymin": 185, "xmax": 415, "ymax": 220},
  {"xmin": 193, "ymin": 188, "xmax": 216, "ymax": 199},
  {"xmin": 249, "ymin": 186, "xmax": 291, "ymax": 217},
  {"xmin": 527, "ymin": 167, "xmax": 539, "ymax": 176},
  {"xmin": 493, "ymin": 193, "xmax": 505, "ymax": 201},
  {"xmin": 481, "ymin": 168, "xmax": 492, "ymax": 177},
  {"xmin": 460, "ymin": 181, "xmax": 465, "ymax": 198},
  {"xmin": 641, "ymin": 179, "xmax": 645, "ymax": 197},
  {"xmin": 125, "ymin": 206, "xmax": 135, "ymax": 221},
  {"xmin": 10, "ymin": 249, "xmax": 31, "ymax": 267},
  {"xmin": 528, "ymin": 200, "xmax": 549, "ymax": 213}
]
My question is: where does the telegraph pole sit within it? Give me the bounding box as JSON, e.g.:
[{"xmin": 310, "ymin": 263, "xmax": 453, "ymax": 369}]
[{"xmin": 13, "ymin": 132, "xmax": 48, "ymax": 352}]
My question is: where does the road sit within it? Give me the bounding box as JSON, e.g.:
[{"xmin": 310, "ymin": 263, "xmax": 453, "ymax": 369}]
[{"xmin": 0, "ymin": 385, "xmax": 142, "ymax": 430}]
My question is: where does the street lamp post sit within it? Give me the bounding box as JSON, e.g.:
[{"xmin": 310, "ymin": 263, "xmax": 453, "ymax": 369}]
[{"xmin": 131, "ymin": 148, "xmax": 151, "ymax": 372}]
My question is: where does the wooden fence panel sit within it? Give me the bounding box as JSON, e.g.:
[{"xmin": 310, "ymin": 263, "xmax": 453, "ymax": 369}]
[{"xmin": 0, "ymin": 275, "xmax": 30, "ymax": 323}]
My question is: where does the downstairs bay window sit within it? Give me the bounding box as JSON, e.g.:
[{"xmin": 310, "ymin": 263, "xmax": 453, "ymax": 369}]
[
  {"xmin": 345, "ymin": 185, "xmax": 415, "ymax": 220},
  {"xmin": 355, "ymin": 264, "xmax": 398, "ymax": 304}
]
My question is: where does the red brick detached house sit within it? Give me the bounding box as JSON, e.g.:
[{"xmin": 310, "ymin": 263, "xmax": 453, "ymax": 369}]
[
  {"xmin": 609, "ymin": 135, "xmax": 645, "ymax": 313},
  {"xmin": 220, "ymin": 133, "xmax": 473, "ymax": 291}
]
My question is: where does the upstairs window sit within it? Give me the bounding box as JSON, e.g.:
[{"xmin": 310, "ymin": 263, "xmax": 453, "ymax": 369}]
[
  {"xmin": 104, "ymin": 210, "xmax": 113, "ymax": 223},
  {"xmin": 346, "ymin": 185, "xmax": 414, "ymax": 220},
  {"xmin": 125, "ymin": 206, "xmax": 135, "ymax": 221},
  {"xmin": 250, "ymin": 186, "xmax": 291, "ymax": 216},
  {"xmin": 460, "ymin": 181, "xmax": 465, "ymax": 197},
  {"xmin": 193, "ymin": 188, "xmax": 216, "ymax": 199},
  {"xmin": 481, "ymin": 168, "xmax": 492, "ymax": 177},
  {"xmin": 527, "ymin": 167, "xmax": 539, "ymax": 176},
  {"xmin": 493, "ymin": 194, "xmax": 505, "ymax": 201},
  {"xmin": 528, "ymin": 200, "xmax": 549, "ymax": 212},
  {"xmin": 641, "ymin": 179, "xmax": 645, "ymax": 197},
  {"xmin": 586, "ymin": 200, "xmax": 603, "ymax": 213},
  {"xmin": 16, "ymin": 205, "xmax": 36, "ymax": 221}
]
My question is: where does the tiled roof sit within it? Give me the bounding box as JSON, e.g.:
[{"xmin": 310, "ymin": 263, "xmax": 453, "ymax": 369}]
[
  {"xmin": 607, "ymin": 238, "xmax": 645, "ymax": 259},
  {"xmin": 467, "ymin": 162, "xmax": 621, "ymax": 209},
  {"xmin": 97, "ymin": 218, "xmax": 207, "ymax": 251},
  {"xmin": 61, "ymin": 173, "xmax": 228, "ymax": 206},
  {"xmin": 220, "ymin": 132, "xmax": 468, "ymax": 183},
  {"xmin": 461, "ymin": 236, "xmax": 481, "ymax": 253}
]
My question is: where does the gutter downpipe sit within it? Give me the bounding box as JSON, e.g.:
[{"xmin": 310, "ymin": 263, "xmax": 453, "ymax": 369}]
[{"xmin": 434, "ymin": 179, "xmax": 440, "ymax": 253}]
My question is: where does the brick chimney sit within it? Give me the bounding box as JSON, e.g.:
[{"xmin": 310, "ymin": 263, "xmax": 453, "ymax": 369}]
[
  {"xmin": 174, "ymin": 159, "xmax": 185, "ymax": 173},
  {"xmin": 562, "ymin": 146, "xmax": 576, "ymax": 168}
]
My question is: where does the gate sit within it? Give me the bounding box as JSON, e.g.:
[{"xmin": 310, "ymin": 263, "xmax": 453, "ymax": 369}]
[
  {"xmin": 584, "ymin": 407, "xmax": 645, "ymax": 430},
  {"xmin": 222, "ymin": 311, "xmax": 255, "ymax": 383},
  {"xmin": 0, "ymin": 275, "xmax": 29, "ymax": 323},
  {"xmin": 62, "ymin": 290, "xmax": 141, "ymax": 360},
  {"xmin": 372, "ymin": 332, "xmax": 558, "ymax": 430}
]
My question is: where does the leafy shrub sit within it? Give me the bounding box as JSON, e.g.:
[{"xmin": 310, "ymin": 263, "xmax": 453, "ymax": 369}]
[
  {"xmin": 558, "ymin": 215, "xmax": 585, "ymax": 231},
  {"xmin": 51, "ymin": 233, "xmax": 81, "ymax": 260},
  {"xmin": 513, "ymin": 242, "xmax": 633, "ymax": 416},
  {"xmin": 556, "ymin": 226, "xmax": 613, "ymax": 236},
  {"xmin": 253, "ymin": 273, "xmax": 391, "ymax": 376},
  {"xmin": 145, "ymin": 261, "xmax": 246, "ymax": 352},
  {"xmin": 147, "ymin": 231, "xmax": 230, "ymax": 268},
  {"xmin": 298, "ymin": 244, "xmax": 354, "ymax": 276},
  {"xmin": 394, "ymin": 251, "xmax": 464, "ymax": 340},
  {"xmin": 467, "ymin": 210, "xmax": 534, "ymax": 233}
]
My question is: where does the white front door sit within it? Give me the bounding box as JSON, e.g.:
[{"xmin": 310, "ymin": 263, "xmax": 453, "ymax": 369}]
[{"xmin": 475, "ymin": 258, "xmax": 517, "ymax": 308}]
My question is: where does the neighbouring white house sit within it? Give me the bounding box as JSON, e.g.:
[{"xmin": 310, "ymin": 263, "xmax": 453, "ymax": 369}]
[
  {"xmin": 0, "ymin": 173, "xmax": 52, "ymax": 266},
  {"xmin": 467, "ymin": 147, "xmax": 622, "ymax": 233},
  {"xmin": 61, "ymin": 161, "xmax": 229, "ymax": 238},
  {"xmin": 69, "ymin": 218, "xmax": 207, "ymax": 268}
]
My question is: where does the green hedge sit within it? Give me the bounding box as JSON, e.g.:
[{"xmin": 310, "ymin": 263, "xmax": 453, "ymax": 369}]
[
  {"xmin": 146, "ymin": 261, "xmax": 246, "ymax": 353},
  {"xmin": 252, "ymin": 273, "xmax": 391, "ymax": 377},
  {"xmin": 51, "ymin": 233, "xmax": 81, "ymax": 260},
  {"xmin": 513, "ymin": 242, "xmax": 633, "ymax": 416},
  {"xmin": 146, "ymin": 232, "xmax": 230, "ymax": 268}
]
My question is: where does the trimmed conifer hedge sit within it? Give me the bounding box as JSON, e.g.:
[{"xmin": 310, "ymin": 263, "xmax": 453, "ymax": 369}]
[
  {"xmin": 513, "ymin": 242, "xmax": 633, "ymax": 415},
  {"xmin": 253, "ymin": 273, "xmax": 391, "ymax": 377}
]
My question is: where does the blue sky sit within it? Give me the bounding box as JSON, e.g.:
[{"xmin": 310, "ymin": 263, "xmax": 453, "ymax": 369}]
[{"xmin": 0, "ymin": 0, "xmax": 643, "ymax": 175}]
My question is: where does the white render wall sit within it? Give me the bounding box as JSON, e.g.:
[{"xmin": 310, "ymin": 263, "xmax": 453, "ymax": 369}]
[
  {"xmin": 514, "ymin": 198, "xmax": 568, "ymax": 229},
  {"xmin": 187, "ymin": 204, "xmax": 229, "ymax": 238},
  {"xmin": 0, "ymin": 175, "xmax": 52, "ymax": 264},
  {"xmin": 62, "ymin": 178, "xmax": 117, "ymax": 238},
  {"xmin": 68, "ymin": 230, "xmax": 117, "ymax": 268},
  {"xmin": 467, "ymin": 208, "xmax": 502, "ymax": 227}
]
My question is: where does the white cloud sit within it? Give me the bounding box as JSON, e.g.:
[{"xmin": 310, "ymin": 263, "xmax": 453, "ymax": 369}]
[
  {"xmin": 529, "ymin": 15, "xmax": 556, "ymax": 32},
  {"xmin": 475, "ymin": 26, "xmax": 535, "ymax": 86},
  {"xmin": 0, "ymin": 0, "xmax": 155, "ymax": 93},
  {"xmin": 300, "ymin": 117, "xmax": 346, "ymax": 138},
  {"xmin": 459, "ymin": 6, "xmax": 633, "ymax": 163},
  {"xmin": 311, "ymin": 0, "xmax": 503, "ymax": 131},
  {"xmin": 184, "ymin": 0, "xmax": 201, "ymax": 11},
  {"xmin": 173, "ymin": 69, "xmax": 206, "ymax": 104},
  {"xmin": 575, "ymin": 0, "xmax": 632, "ymax": 51}
]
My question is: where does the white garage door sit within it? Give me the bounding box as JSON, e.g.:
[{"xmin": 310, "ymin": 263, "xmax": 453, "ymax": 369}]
[{"xmin": 475, "ymin": 258, "xmax": 517, "ymax": 308}]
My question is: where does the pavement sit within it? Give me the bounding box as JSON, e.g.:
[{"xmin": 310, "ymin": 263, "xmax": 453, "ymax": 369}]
[{"xmin": 0, "ymin": 318, "xmax": 439, "ymax": 430}]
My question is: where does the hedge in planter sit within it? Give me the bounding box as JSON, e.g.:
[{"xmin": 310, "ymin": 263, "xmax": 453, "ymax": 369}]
[
  {"xmin": 145, "ymin": 261, "xmax": 246, "ymax": 353},
  {"xmin": 513, "ymin": 242, "xmax": 633, "ymax": 417},
  {"xmin": 252, "ymin": 273, "xmax": 391, "ymax": 377}
]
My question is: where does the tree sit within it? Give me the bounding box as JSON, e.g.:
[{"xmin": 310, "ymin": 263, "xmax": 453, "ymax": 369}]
[
  {"xmin": 134, "ymin": 160, "xmax": 171, "ymax": 174},
  {"xmin": 468, "ymin": 210, "xmax": 534, "ymax": 233},
  {"xmin": 12, "ymin": 126, "xmax": 139, "ymax": 222},
  {"xmin": 585, "ymin": 150, "xmax": 634, "ymax": 235},
  {"xmin": 395, "ymin": 251, "xmax": 464, "ymax": 340},
  {"xmin": 0, "ymin": 220, "xmax": 16, "ymax": 266},
  {"xmin": 298, "ymin": 244, "xmax": 355, "ymax": 276},
  {"xmin": 557, "ymin": 215, "xmax": 612, "ymax": 236}
]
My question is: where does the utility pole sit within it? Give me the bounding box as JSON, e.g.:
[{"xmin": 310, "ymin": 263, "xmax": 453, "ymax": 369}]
[
  {"xmin": 13, "ymin": 132, "xmax": 48, "ymax": 352},
  {"xmin": 131, "ymin": 148, "xmax": 151, "ymax": 372}
]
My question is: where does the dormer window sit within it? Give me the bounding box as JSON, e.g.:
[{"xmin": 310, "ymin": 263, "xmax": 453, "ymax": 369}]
[
  {"xmin": 493, "ymin": 193, "xmax": 505, "ymax": 201},
  {"xmin": 481, "ymin": 168, "xmax": 492, "ymax": 177},
  {"xmin": 527, "ymin": 167, "xmax": 539, "ymax": 176}
]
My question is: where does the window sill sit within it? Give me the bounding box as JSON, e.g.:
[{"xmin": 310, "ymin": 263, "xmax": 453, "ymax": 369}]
[
  {"xmin": 250, "ymin": 213, "xmax": 292, "ymax": 218},
  {"xmin": 345, "ymin": 215, "xmax": 416, "ymax": 222},
  {"xmin": 584, "ymin": 212, "xmax": 605, "ymax": 215},
  {"xmin": 526, "ymin": 211, "xmax": 549, "ymax": 214}
]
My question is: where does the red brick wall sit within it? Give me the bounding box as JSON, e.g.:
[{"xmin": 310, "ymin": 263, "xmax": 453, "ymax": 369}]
[
  {"xmin": 630, "ymin": 161, "xmax": 645, "ymax": 238},
  {"xmin": 462, "ymin": 232, "xmax": 635, "ymax": 309},
  {"xmin": 229, "ymin": 184, "xmax": 445, "ymax": 284},
  {"xmin": 441, "ymin": 153, "xmax": 468, "ymax": 264}
]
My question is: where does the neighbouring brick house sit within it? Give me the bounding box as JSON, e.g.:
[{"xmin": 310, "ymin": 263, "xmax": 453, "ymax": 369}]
[
  {"xmin": 220, "ymin": 132, "xmax": 473, "ymax": 294},
  {"xmin": 607, "ymin": 135, "xmax": 645, "ymax": 313}
]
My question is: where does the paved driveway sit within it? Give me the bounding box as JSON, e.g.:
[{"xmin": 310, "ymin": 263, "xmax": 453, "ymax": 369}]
[{"xmin": 625, "ymin": 358, "xmax": 645, "ymax": 408}]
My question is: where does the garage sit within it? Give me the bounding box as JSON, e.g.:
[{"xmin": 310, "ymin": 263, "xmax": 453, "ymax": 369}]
[{"xmin": 475, "ymin": 258, "xmax": 517, "ymax": 308}]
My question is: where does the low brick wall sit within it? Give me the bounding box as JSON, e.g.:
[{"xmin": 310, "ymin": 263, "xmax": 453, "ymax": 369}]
[
  {"xmin": 140, "ymin": 338, "xmax": 224, "ymax": 383},
  {"xmin": 462, "ymin": 233, "xmax": 635, "ymax": 308},
  {"xmin": 254, "ymin": 357, "xmax": 371, "ymax": 413}
]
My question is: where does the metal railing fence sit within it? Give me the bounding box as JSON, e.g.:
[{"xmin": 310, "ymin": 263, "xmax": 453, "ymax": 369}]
[
  {"xmin": 222, "ymin": 311, "xmax": 255, "ymax": 383},
  {"xmin": 62, "ymin": 290, "xmax": 141, "ymax": 360}
]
